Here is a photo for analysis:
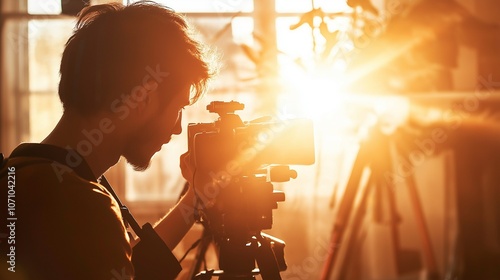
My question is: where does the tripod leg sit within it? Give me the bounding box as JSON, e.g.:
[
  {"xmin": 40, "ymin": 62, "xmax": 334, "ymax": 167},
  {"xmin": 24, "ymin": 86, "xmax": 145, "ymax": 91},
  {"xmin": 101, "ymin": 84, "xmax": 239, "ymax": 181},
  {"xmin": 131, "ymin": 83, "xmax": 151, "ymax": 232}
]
[
  {"xmin": 335, "ymin": 173, "xmax": 376, "ymax": 279},
  {"xmin": 320, "ymin": 134, "xmax": 379, "ymax": 280},
  {"xmin": 188, "ymin": 227, "xmax": 213, "ymax": 280},
  {"xmin": 337, "ymin": 137, "xmax": 403, "ymax": 279},
  {"xmin": 255, "ymin": 234, "xmax": 282, "ymax": 280},
  {"xmin": 405, "ymin": 173, "xmax": 440, "ymax": 280},
  {"xmin": 383, "ymin": 171, "xmax": 403, "ymax": 276},
  {"xmin": 394, "ymin": 140, "xmax": 440, "ymax": 280}
]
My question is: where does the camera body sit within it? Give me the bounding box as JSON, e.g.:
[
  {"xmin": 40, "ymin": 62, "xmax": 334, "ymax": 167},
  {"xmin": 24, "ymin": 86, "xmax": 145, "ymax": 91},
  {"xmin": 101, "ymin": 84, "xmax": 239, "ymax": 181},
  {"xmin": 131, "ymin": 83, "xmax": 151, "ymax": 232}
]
[{"xmin": 188, "ymin": 101, "xmax": 315, "ymax": 175}]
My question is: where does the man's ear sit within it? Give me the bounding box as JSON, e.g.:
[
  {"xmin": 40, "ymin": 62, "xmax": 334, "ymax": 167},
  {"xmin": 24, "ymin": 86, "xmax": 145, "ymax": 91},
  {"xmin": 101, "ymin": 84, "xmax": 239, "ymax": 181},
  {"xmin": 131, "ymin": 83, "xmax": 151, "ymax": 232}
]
[
  {"xmin": 135, "ymin": 80, "xmax": 159, "ymax": 114},
  {"xmin": 144, "ymin": 79, "xmax": 159, "ymax": 92}
]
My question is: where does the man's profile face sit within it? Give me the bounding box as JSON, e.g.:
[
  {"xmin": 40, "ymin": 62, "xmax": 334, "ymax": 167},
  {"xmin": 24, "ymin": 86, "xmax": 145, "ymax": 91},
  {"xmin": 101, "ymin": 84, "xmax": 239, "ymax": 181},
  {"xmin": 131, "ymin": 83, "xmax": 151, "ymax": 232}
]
[{"xmin": 122, "ymin": 86, "xmax": 191, "ymax": 171}]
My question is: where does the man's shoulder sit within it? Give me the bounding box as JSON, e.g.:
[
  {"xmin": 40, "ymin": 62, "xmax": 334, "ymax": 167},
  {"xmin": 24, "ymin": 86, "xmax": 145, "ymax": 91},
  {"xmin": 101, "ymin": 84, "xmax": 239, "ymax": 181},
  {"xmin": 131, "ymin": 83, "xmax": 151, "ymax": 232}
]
[
  {"xmin": 1, "ymin": 155, "xmax": 63, "ymax": 187},
  {"xmin": 0, "ymin": 154, "xmax": 52, "ymax": 177},
  {"xmin": 1, "ymin": 155, "xmax": 113, "ymax": 204}
]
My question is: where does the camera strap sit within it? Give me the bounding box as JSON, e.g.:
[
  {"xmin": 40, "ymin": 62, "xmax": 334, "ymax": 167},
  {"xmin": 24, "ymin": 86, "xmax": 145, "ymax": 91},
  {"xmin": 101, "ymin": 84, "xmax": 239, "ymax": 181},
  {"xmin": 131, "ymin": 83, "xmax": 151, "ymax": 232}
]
[
  {"xmin": 100, "ymin": 177, "xmax": 182, "ymax": 280},
  {"xmin": 99, "ymin": 176, "xmax": 143, "ymax": 238}
]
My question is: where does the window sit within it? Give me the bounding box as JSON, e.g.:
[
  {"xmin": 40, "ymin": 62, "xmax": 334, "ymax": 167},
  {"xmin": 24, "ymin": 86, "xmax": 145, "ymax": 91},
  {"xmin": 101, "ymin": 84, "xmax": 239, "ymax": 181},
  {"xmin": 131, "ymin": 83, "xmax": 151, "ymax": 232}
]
[{"xmin": 2, "ymin": 0, "xmax": 377, "ymax": 203}]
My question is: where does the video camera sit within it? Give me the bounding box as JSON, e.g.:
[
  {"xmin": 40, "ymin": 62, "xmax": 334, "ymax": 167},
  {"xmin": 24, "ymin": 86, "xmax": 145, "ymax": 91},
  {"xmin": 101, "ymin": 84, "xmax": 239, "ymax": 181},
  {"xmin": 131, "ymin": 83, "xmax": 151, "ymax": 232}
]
[
  {"xmin": 188, "ymin": 101, "xmax": 315, "ymax": 173},
  {"xmin": 187, "ymin": 101, "xmax": 315, "ymax": 280}
]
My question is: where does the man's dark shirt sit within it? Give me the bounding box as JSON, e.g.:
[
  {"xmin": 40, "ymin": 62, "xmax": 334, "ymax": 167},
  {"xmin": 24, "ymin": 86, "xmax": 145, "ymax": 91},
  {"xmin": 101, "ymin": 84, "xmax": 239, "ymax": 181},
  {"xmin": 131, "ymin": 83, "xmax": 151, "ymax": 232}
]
[{"xmin": 0, "ymin": 143, "xmax": 133, "ymax": 279}]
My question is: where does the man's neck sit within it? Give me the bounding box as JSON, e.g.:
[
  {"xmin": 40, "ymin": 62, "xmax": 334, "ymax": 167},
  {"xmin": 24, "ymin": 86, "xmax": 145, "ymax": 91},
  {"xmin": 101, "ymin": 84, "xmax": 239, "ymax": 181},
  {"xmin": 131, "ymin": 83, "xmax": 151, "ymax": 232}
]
[{"xmin": 41, "ymin": 111, "xmax": 124, "ymax": 178}]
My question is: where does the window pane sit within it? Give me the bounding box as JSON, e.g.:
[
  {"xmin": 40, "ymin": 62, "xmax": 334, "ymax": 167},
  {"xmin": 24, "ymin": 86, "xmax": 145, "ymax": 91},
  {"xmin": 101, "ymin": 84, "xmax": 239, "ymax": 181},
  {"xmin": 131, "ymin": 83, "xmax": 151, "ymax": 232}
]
[
  {"xmin": 277, "ymin": 17, "xmax": 314, "ymax": 60},
  {"xmin": 29, "ymin": 94, "xmax": 63, "ymax": 142},
  {"xmin": 188, "ymin": 16, "xmax": 256, "ymax": 94},
  {"xmin": 28, "ymin": 0, "xmax": 62, "ymax": 15},
  {"xmin": 29, "ymin": 19, "xmax": 73, "ymax": 92}
]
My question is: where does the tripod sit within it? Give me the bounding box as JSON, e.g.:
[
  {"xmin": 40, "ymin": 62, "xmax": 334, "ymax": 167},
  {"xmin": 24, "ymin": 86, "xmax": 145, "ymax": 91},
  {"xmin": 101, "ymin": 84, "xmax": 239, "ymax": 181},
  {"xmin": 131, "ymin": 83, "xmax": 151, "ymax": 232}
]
[{"xmin": 320, "ymin": 126, "xmax": 440, "ymax": 280}]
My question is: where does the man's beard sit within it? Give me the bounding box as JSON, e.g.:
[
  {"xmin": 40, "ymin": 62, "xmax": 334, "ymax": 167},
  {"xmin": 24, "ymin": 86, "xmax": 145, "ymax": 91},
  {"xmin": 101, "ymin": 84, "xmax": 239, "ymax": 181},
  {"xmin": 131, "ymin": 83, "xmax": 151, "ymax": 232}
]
[
  {"xmin": 128, "ymin": 159, "xmax": 151, "ymax": 171},
  {"xmin": 123, "ymin": 145, "xmax": 155, "ymax": 172}
]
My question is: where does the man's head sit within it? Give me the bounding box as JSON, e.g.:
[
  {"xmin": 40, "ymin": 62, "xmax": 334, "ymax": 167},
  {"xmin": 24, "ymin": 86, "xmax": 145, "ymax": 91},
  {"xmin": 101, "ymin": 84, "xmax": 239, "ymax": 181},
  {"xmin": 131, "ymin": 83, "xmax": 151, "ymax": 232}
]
[{"xmin": 58, "ymin": 1, "xmax": 215, "ymax": 170}]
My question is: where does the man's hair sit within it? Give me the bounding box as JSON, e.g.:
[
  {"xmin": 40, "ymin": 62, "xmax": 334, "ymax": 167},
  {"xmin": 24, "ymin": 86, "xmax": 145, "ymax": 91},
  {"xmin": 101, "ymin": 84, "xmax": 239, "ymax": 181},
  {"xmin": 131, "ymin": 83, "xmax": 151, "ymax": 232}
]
[{"xmin": 59, "ymin": 1, "xmax": 215, "ymax": 115}]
